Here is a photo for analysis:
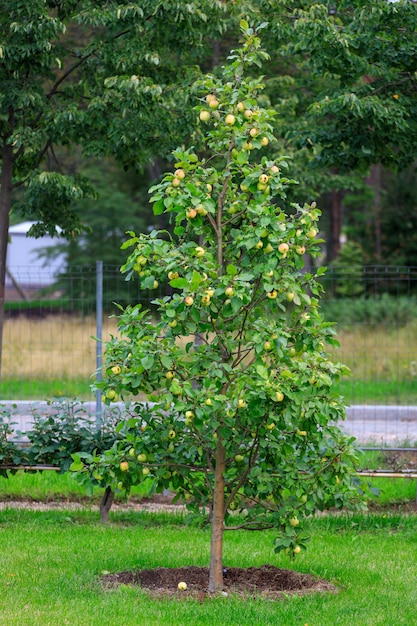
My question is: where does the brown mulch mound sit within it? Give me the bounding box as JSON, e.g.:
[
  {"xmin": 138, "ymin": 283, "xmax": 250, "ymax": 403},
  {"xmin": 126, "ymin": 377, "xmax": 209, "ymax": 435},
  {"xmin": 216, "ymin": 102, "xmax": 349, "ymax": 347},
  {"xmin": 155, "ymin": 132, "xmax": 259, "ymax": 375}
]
[{"xmin": 101, "ymin": 564, "xmax": 337, "ymax": 599}]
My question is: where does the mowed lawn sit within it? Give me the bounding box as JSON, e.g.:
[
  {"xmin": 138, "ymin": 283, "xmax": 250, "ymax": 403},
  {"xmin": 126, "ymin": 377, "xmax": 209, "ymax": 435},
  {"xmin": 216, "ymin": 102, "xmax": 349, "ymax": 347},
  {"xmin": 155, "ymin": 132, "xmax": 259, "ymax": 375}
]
[{"xmin": 0, "ymin": 505, "xmax": 416, "ymax": 626}]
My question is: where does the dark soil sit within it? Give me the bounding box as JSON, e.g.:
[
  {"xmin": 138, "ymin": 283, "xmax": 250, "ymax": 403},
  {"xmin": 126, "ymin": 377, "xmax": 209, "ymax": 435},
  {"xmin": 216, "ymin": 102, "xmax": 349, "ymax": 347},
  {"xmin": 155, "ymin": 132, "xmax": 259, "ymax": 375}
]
[{"xmin": 101, "ymin": 564, "xmax": 337, "ymax": 600}]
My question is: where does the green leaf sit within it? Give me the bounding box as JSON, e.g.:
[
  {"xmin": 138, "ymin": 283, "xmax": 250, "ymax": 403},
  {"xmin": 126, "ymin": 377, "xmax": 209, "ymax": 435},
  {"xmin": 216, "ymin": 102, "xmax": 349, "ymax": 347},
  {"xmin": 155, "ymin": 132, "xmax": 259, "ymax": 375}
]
[
  {"xmin": 153, "ymin": 199, "xmax": 164, "ymax": 215},
  {"xmin": 170, "ymin": 278, "xmax": 189, "ymax": 289}
]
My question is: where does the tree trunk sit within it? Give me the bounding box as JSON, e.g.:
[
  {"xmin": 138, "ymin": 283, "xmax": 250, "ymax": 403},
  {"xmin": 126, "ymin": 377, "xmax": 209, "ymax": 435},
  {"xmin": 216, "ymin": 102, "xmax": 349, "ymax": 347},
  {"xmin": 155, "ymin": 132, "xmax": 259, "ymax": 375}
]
[
  {"xmin": 99, "ymin": 486, "xmax": 114, "ymax": 524},
  {"xmin": 370, "ymin": 164, "xmax": 382, "ymax": 261},
  {"xmin": 208, "ymin": 435, "xmax": 225, "ymax": 593},
  {"xmin": 0, "ymin": 141, "xmax": 14, "ymax": 378},
  {"xmin": 330, "ymin": 187, "xmax": 342, "ymax": 262}
]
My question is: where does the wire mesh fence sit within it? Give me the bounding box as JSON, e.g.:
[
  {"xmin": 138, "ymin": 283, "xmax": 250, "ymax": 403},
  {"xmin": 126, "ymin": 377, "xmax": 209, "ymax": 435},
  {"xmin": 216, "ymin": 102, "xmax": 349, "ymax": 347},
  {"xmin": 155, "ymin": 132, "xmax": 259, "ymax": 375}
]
[{"xmin": 2, "ymin": 263, "xmax": 417, "ymax": 447}]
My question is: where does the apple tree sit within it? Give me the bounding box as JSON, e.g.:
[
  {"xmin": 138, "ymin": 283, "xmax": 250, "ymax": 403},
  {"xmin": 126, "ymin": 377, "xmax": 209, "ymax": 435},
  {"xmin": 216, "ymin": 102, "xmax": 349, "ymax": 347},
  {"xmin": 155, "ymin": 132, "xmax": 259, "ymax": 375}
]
[{"xmin": 73, "ymin": 24, "xmax": 364, "ymax": 593}]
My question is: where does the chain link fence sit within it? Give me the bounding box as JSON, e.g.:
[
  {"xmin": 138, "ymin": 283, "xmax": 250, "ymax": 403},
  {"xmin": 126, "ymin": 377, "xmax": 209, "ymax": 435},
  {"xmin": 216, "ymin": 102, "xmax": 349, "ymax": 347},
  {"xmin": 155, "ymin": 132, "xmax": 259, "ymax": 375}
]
[{"xmin": 2, "ymin": 263, "xmax": 417, "ymax": 447}]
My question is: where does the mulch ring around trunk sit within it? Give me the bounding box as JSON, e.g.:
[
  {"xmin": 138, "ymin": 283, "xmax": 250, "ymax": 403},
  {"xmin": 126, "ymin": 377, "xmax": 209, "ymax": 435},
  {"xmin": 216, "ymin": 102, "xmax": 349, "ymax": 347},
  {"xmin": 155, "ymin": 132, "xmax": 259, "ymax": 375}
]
[{"xmin": 101, "ymin": 564, "xmax": 337, "ymax": 600}]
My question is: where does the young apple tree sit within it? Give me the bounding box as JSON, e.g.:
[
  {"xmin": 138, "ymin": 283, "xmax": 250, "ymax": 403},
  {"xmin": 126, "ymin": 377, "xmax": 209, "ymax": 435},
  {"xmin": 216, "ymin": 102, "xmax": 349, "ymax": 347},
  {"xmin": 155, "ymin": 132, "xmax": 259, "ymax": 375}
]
[{"xmin": 73, "ymin": 24, "xmax": 363, "ymax": 593}]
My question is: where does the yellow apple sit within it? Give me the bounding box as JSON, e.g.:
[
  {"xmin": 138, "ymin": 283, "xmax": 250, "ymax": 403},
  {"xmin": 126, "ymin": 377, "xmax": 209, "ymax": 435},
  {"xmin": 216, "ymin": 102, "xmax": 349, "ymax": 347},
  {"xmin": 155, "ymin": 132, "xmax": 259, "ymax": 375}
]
[
  {"xmin": 259, "ymin": 174, "xmax": 269, "ymax": 185},
  {"xmin": 225, "ymin": 114, "xmax": 236, "ymax": 125},
  {"xmin": 249, "ymin": 127, "xmax": 258, "ymax": 137},
  {"xmin": 111, "ymin": 365, "xmax": 121, "ymax": 375},
  {"xmin": 267, "ymin": 290, "xmax": 278, "ymax": 299},
  {"xmin": 174, "ymin": 168, "xmax": 185, "ymax": 179},
  {"xmin": 186, "ymin": 208, "xmax": 197, "ymax": 219},
  {"xmin": 195, "ymin": 246, "xmax": 205, "ymax": 257},
  {"xmin": 196, "ymin": 204, "xmax": 207, "ymax": 216},
  {"xmin": 168, "ymin": 271, "xmax": 179, "ymax": 280},
  {"xmin": 306, "ymin": 228, "xmax": 317, "ymax": 239},
  {"xmin": 260, "ymin": 136, "xmax": 269, "ymax": 146},
  {"xmin": 119, "ymin": 461, "xmax": 129, "ymax": 472},
  {"xmin": 184, "ymin": 296, "xmax": 194, "ymax": 307},
  {"xmin": 199, "ymin": 110, "xmax": 210, "ymax": 122},
  {"xmin": 244, "ymin": 109, "xmax": 253, "ymax": 119},
  {"xmin": 275, "ymin": 391, "xmax": 284, "ymax": 402},
  {"xmin": 255, "ymin": 240, "xmax": 263, "ymax": 249},
  {"xmin": 236, "ymin": 101, "xmax": 245, "ymax": 112},
  {"xmin": 177, "ymin": 581, "xmax": 188, "ymax": 591},
  {"xmin": 168, "ymin": 429, "xmax": 176, "ymax": 439},
  {"xmin": 278, "ymin": 243, "xmax": 289, "ymax": 254},
  {"xmin": 166, "ymin": 370, "xmax": 175, "ymax": 380},
  {"xmin": 289, "ymin": 516, "xmax": 300, "ymax": 527},
  {"xmin": 225, "ymin": 286, "xmax": 234, "ymax": 297},
  {"xmin": 237, "ymin": 398, "xmax": 246, "ymax": 409}
]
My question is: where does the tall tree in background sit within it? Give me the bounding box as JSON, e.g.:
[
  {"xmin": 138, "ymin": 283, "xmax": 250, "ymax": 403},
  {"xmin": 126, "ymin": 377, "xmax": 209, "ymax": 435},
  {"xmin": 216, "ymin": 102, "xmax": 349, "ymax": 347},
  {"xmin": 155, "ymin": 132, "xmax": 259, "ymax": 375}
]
[{"xmin": 0, "ymin": 0, "xmax": 228, "ymax": 373}]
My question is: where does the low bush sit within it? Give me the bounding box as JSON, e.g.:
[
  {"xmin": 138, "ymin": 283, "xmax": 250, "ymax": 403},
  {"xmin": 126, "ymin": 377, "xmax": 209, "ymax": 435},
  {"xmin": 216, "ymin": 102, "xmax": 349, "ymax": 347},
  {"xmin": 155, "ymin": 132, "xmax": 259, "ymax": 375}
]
[{"xmin": 321, "ymin": 293, "xmax": 417, "ymax": 326}]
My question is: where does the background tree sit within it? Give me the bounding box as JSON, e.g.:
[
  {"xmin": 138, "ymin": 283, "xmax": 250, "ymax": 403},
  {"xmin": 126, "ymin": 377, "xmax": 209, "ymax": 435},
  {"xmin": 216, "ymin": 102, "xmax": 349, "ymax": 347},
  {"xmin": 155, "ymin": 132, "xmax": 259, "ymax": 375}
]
[
  {"xmin": 0, "ymin": 0, "xmax": 227, "ymax": 371},
  {"xmin": 73, "ymin": 26, "xmax": 363, "ymax": 594}
]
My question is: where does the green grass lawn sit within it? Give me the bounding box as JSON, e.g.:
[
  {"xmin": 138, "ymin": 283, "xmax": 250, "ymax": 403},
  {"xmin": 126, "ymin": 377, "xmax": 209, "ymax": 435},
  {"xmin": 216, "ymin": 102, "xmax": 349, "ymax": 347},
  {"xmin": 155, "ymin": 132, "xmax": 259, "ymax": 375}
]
[{"xmin": 0, "ymin": 506, "xmax": 416, "ymax": 626}]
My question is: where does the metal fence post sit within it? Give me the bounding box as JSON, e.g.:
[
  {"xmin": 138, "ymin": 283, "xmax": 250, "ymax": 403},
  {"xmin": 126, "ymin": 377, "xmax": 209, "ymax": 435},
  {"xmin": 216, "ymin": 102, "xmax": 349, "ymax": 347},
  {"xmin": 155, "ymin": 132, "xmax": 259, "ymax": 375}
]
[{"xmin": 95, "ymin": 260, "xmax": 103, "ymax": 430}]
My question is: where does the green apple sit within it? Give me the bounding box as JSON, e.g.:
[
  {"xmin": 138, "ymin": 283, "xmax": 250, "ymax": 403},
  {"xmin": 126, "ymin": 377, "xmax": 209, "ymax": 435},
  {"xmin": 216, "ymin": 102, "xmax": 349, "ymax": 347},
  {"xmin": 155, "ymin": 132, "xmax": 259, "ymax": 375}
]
[
  {"xmin": 259, "ymin": 174, "xmax": 269, "ymax": 185},
  {"xmin": 201, "ymin": 294, "xmax": 211, "ymax": 305},
  {"xmin": 137, "ymin": 453, "xmax": 147, "ymax": 463},
  {"xmin": 266, "ymin": 422, "xmax": 275, "ymax": 430},
  {"xmin": 199, "ymin": 110, "xmax": 210, "ymax": 122},
  {"xmin": 128, "ymin": 447, "xmax": 136, "ymax": 457},
  {"xmin": 236, "ymin": 101, "xmax": 245, "ymax": 112},
  {"xmin": 289, "ymin": 516, "xmax": 300, "ymax": 527},
  {"xmin": 296, "ymin": 429, "xmax": 307, "ymax": 436},
  {"xmin": 117, "ymin": 481, "xmax": 124, "ymax": 491},
  {"xmin": 142, "ymin": 466, "xmax": 150, "ymax": 476},
  {"xmin": 300, "ymin": 494, "xmax": 308, "ymax": 504},
  {"xmin": 286, "ymin": 292, "xmax": 295, "ymax": 302},
  {"xmin": 264, "ymin": 243, "xmax": 273, "ymax": 254},
  {"xmin": 106, "ymin": 389, "xmax": 117, "ymax": 400},
  {"xmin": 264, "ymin": 341, "xmax": 272, "ymax": 351},
  {"xmin": 166, "ymin": 370, "xmax": 175, "ymax": 380},
  {"xmin": 293, "ymin": 545, "xmax": 301, "ymax": 555},
  {"xmin": 306, "ymin": 228, "xmax": 317, "ymax": 239},
  {"xmin": 205, "ymin": 398, "xmax": 213, "ymax": 406},
  {"xmin": 196, "ymin": 204, "xmax": 207, "ymax": 216},
  {"xmin": 234, "ymin": 454, "xmax": 244, "ymax": 463},
  {"xmin": 225, "ymin": 286, "xmax": 234, "ymax": 297},
  {"xmin": 168, "ymin": 319, "xmax": 177, "ymax": 328},
  {"xmin": 255, "ymin": 240, "xmax": 263, "ymax": 249},
  {"xmin": 249, "ymin": 127, "xmax": 259, "ymax": 137},
  {"xmin": 168, "ymin": 429, "xmax": 176, "ymax": 439}
]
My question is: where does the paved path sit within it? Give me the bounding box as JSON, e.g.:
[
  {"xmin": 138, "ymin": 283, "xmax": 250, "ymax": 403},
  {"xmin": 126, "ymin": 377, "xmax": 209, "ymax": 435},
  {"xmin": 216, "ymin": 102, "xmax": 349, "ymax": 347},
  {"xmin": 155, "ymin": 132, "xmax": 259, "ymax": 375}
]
[{"xmin": 2, "ymin": 401, "xmax": 417, "ymax": 447}]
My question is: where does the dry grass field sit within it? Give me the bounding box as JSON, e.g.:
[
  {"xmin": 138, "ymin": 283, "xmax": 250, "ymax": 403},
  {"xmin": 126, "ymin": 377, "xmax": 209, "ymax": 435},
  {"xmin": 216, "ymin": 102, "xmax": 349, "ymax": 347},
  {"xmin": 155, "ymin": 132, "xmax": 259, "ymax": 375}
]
[
  {"xmin": 2, "ymin": 315, "xmax": 119, "ymax": 379},
  {"xmin": 2, "ymin": 314, "xmax": 417, "ymax": 403}
]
